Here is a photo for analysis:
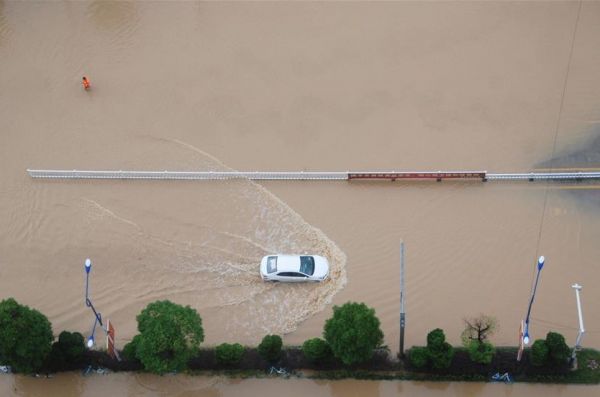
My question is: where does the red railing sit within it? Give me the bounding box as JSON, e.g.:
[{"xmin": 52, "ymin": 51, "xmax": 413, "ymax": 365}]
[{"xmin": 347, "ymin": 171, "xmax": 487, "ymax": 181}]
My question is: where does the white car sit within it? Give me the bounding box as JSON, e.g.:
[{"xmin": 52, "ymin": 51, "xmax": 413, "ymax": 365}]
[{"xmin": 260, "ymin": 255, "xmax": 329, "ymax": 282}]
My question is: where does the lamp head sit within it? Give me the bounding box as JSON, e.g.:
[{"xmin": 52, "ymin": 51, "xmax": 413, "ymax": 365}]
[
  {"xmin": 523, "ymin": 333, "xmax": 530, "ymax": 345},
  {"xmin": 87, "ymin": 336, "xmax": 94, "ymax": 348},
  {"xmin": 537, "ymin": 256, "xmax": 545, "ymax": 271},
  {"xmin": 84, "ymin": 258, "xmax": 92, "ymax": 274}
]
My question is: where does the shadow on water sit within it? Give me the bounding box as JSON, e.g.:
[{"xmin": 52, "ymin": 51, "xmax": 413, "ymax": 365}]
[
  {"xmin": 536, "ymin": 127, "xmax": 600, "ymax": 208},
  {"xmin": 87, "ymin": 0, "xmax": 137, "ymax": 32},
  {"xmin": 0, "ymin": 0, "xmax": 11, "ymax": 48}
]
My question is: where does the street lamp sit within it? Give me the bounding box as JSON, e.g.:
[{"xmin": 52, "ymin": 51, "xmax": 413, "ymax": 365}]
[
  {"xmin": 84, "ymin": 258, "xmax": 104, "ymax": 348},
  {"xmin": 399, "ymin": 241, "xmax": 406, "ymax": 358},
  {"xmin": 523, "ymin": 256, "xmax": 545, "ymax": 345},
  {"xmin": 84, "ymin": 258, "xmax": 92, "ymax": 306},
  {"xmin": 82, "ymin": 258, "xmax": 121, "ymax": 360},
  {"xmin": 570, "ymin": 283, "xmax": 585, "ymax": 369}
]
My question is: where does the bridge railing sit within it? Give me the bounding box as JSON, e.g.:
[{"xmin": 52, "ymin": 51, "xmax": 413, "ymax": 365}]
[
  {"xmin": 27, "ymin": 169, "xmax": 600, "ymax": 182},
  {"xmin": 26, "ymin": 169, "xmax": 348, "ymax": 180},
  {"xmin": 486, "ymin": 172, "xmax": 600, "ymax": 181}
]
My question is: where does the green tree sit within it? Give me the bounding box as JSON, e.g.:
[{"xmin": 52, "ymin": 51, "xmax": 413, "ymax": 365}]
[
  {"xmin": 302, "ymin": 338, "xmax": 332, "ymax": 364},
  {"xmin": 122, "ymin": 335, "xmax": 142, "ymax": 362},
  {"xmin": 0, "ymin": 298, "xmax": 53, "ymax": 373},
  {"xmin": 258, "ymin": 335, "xmax": 282, "ymax": 363},
  {"xmin": 461, "ymin": 315, "xmax": 497, "ymax": 364},
  {"xmin": 426, "ymin": 328, "xmax": 454, "ymax": 369},
  {"xmin": 545, "ymin": 332, "xmax": 570, "ymax": 365},
  {"xmin": 461, "ymin": 315, "xmax": 497, "ymax": 344},
  {"xmin": 215, "ymin": 343, "xmax": 245, "ymax": 366},
  {"xmin": 531, "ymin": 339, "xmax": 549, "ymax": 367},
  {"xmin": 134, "ymin": 300, "xmax": 204, "ymax": 374},
  {"xmin": 466, "ymin": 340, "xmax": 495, "ymax": 364},
  {"xmin": 427, "ymin": 328, "xmax": 446, "ymax": 347},
  {"xmin": 324, "ymin": 302, "xmax": 384, "ymax": 366},
  {"xmin": 46, "ymin": 331, "xmax": 86, "ymax": 371},
  {"xmin": 408, "ymin": 346, "xmax": 428, "ymax": 369}
]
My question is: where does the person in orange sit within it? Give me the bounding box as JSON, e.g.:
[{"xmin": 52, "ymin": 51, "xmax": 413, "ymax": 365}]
[{"xmin": 82, "ymin": 76, "xmax": 91, "ymax": 90}]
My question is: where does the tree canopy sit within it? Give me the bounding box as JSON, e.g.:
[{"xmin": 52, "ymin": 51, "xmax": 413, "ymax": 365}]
[
  {"xmin": 215, "ymin": 343, "xmax": 245, "ymax": 366},
  {"xmin": 323, "ymin": 302, "xmax": 384, "ymax": 366},
  {"xmin": 45, "ymin": 331, "xmax": 86, "ymax": 371},
  {"xmin": 545, "ymin": 332, "xmax": 570, "ymax": 364},
  {"xmin": 461, "ymin": 314, "xmax": 497, "ymax": 345},
  {"xmin": 133, "ymin": 300, "xmax": 204, "ymax": 374},
  {"xmin": 258, "ymin": 334, "xmax": 282, "ymax": 363},
  {"xmin": 461, "ymin": 314, "xmax": 497, "ymax": 364},
  {"xmin": 302, "ymin": 338, "xmax": 332, "ymax": 364},
  {"xmin": 0, "ymin": 298, "xmax": 53, "ymax": 373},
  {"xmin": 426, "ymin": 328, "xmax": 454, "ymax": 369}
]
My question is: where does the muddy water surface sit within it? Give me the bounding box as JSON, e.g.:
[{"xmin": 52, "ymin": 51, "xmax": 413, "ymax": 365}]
[
  {"xmin": 1, "ymin": 1, "xmax": 600, "ymax": 395},
  {"xmin": 1, "ymin": 374, "xmax": 599, "ymax": 397}
]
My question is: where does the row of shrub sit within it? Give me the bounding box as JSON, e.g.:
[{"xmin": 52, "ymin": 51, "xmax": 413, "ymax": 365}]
[
  {"xmin": 408, "ymin": 328, "xmax": 572, "ymax": 372},
  {"xmin": 117, "ymin": 300, "xmax": 384, "ymax": 374},
  {"xmin": 0, "ymin": 297, "xmax": 577, "ymax": 377},
  {"xmin": 0, "ymin": 297, "xmax": 385, "ymax": 374}
]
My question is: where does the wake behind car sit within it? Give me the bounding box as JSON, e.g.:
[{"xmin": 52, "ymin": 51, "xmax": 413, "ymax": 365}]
[{"xmin": 260, "ymin": 255, "xmax": 329, "ymax": 282}]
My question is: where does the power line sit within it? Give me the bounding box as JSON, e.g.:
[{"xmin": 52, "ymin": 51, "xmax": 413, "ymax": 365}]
[{"xmin": 529, "ymin": 0, "xmax": 582, "ymax": 286}]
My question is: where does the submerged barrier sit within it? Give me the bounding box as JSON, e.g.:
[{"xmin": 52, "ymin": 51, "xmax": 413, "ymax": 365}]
[{"xmin": 26, "ymin": 169, "xmax": 600, "ymax": 182}]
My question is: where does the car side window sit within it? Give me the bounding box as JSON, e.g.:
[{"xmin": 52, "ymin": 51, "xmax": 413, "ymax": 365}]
[{"xmin": 278, "ymin": 272, "xmax": 304, "ymax": 277}]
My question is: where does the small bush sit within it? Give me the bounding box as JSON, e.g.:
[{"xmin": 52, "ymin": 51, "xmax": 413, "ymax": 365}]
[
  {"xmin": 122, "ymin": 335, "xmax": 141, "ymax": 361},
  {"xmin": 408, "ymin": 347, "xmax": 428, "ymax": 369},
  {"xmin": 546, "ymin": 332, "xmax": 570, "ymax": 365},
  {"xmin": 466, "ymin": 340, "xmax": 495, "ymax": 364},
  {"xmin": 258, "ymin": 335, "xmax": 282, "ymax": 363},
  {"xmin": 58, "ymin": 331, "xmax": 85, "ymax": 361},
  {"xmin": 531, "ymin": 339, "xmax": 549, "ymax": 366},
  {"xmin": 302, "ymin": 338, "xmax": 332, "ymax": 364},
  {"xmin": 427, "ymin": 329, "xmax": 446, "ymax": 348},
  {"xmin": 46, "ymin": 331, "xmax": 86, "ymax": 371},
  {"xmin": 426, "ymin": 329, "xmax": 454, "ymax": 369},
  {"xmin": 215, "ymin": 343, "xmax": 245, "ymax": 366},
  {"xmin": 429, "ymin": 342, "xmax": 454, "ymax": 369}
]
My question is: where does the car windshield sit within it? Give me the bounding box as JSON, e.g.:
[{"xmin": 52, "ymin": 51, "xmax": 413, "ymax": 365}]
[
  {"xmin": 299, "ymin": 256, "xmax": 315, "ymax": 275},
  {"xmin": 267, "ymin": 256, "xmax": 277, "ymax": 273}
]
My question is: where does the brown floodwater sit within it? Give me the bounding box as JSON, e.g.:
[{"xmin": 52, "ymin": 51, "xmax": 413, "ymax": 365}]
[
  {"xmin": 1, "ymin": 373, "xmax": 599, "ymax": 397},
  {"xmin": 1, "ymin": 0, "xmax": 600, "ymax": 395}
]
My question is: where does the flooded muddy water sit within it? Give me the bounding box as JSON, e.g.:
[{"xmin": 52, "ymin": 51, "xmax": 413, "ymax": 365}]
[
  {"xmin": 1, "ymin": 1, "xmax": 600, "ymax": 395},
  {"xmin": 1, "ymin": 374, "xmax": 600, "ymax": 397}
]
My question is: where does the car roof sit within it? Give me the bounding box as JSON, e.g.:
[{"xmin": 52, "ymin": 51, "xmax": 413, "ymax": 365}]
[{"xmin": 274, "ymin": 255, "xmax": 304, "ymax": 273}]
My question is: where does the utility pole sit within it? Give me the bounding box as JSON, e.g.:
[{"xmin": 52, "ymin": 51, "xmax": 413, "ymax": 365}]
[
  {"xmin": 399, "ymin": 241, "xmax": 406, "ymax": 358},
  {"xmin": 570, "ymin": 283, "xmax": 585, "ymax": 369}
]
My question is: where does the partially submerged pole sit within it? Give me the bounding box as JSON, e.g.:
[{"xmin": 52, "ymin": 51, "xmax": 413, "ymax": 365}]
[
  {"xmin": 570, "ymin": 283, "xmax": 585, "ymax": 369},
  {"xmin": 399, "ymin": 241, "xmax": 406, "ymax": 358}
]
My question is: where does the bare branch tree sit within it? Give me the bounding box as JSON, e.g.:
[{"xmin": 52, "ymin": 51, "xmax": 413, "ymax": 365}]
[{"xmin": 461, "ymin": 314, "xmax": 497, "ymax": 346}]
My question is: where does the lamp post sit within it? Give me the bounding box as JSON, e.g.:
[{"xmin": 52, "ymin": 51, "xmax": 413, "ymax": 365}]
[
  {"xmin": 84, "ymin": 258, "xmax": 104, "ymax": 348},
  {"xmin": 85, "ymin": 258, "xmax": 91, "ymax": 299},
  {"xmin": 522, "ymin": 256, "xmax": 545, "ymax": 346},
  {"xmin": 570, "ymin": 283, "xmax": 585, "ymax": 369},
  {"xmin": 399, "ymin": 241, "xmax": 406, "ymax": 358}
]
